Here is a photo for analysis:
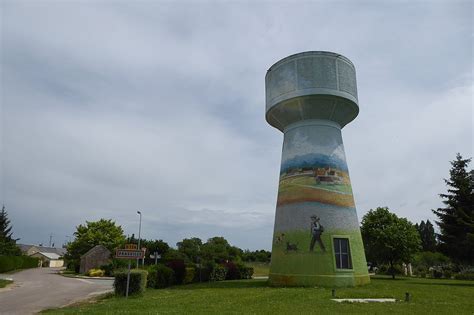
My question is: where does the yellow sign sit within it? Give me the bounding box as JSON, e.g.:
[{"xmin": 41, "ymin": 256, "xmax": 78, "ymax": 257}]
[{"xmin": 124, "ymin": 244, "xmax": 138, "ymax": 250}]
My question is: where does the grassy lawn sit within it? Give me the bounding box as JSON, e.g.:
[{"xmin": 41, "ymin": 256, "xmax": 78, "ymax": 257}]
[
  {"xmin": 0, "ymin": 279, "xmax": 13, "ymax": 288},
  {"xmin": 44, "ymin": 276, "xmax": 474, "ymax": 314}
]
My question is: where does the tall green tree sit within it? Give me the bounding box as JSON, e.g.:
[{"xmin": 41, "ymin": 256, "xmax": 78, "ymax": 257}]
[
  {"xmin": 177, "ymin": 237, "xmax": 202, "ymax": 263},
  {"xmin": 0, "ymin": 205, "xmax": 21, "ymax": 255},
  {"xmin": 415, "ymin": 220, "xmax": 437, "ymax": 252},
  {"xmin": 64, "ymin": 219, "xmax": 126, "ymax": 271},
  {"xmin": 433, "ymin": 153, "xmax": 474, "ymax": 264},
  {"xmin": 361, "ymin": 207, "xmax": 421, "ymax": 279}
]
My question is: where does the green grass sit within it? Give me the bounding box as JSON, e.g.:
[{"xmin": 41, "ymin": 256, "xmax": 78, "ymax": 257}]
[
  {"xmin": 43, "ymin": 276, "xmax": 474, "ymax": 314},
  {"xmin": 245, "ymin": 262, "xmax": 270, "ymax": 277},
  {"xmin": 0, "ymin": 279, "xmax": 12, "ymax": 288}
]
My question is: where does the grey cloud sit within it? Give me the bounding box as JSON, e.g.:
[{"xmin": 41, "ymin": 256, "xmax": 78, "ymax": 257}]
[{"xmin": 1, "ymin": 1, "xmax": 472, "ymax": 250}]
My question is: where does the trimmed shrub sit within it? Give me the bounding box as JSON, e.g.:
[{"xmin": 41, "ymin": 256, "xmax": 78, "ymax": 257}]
[
  {"xmin": 210, "ymin": 265, "xmax": 227, "ymax": 281},
  {"xmin": 193, "ymin": 266, "xmax": 211, "ymax": 282},
  {"xmin": 21, "ymin": 256, "xmax": 39, "ymax": 268},
  {"xmin": 223, "ymin": 262, "xmax": 240, "ymax": 280},
  {"xmin": 114, "ymin": 269, "xmax": 148, "ymax": 296},
  {"xmin": 184, "ymin": 267, "xmax": 195, "ymax": 284},
  {"xmin": 238, "ymin": 265, "xmax": 254, "ymax": 279},
  {"xmin": 0, "ymin": 256, "xmax": 39, "ymax": 273},
  {"xmin": 166, "ymin": 260, "xmax": 186, "ymax": 284},
  {"xmin": 87, "ymin": 269, "xmax": 105, "ymax": 277},
  {"xmin": 147, "ymin": 264, "xmax": 175, "ymax": 289},
  {"xmin": 0, "ymin": 257, "xmax": 15, "ymax": 273}
]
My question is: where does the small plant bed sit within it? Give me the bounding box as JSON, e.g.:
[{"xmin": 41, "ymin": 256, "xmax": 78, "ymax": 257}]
[
  {"xmin": 43, "ymin": 276, "xmax": 474, "ymax": 314},
  {"xmin": 0, "ymin": 279, "xmax": 13, "ymax": 288}
]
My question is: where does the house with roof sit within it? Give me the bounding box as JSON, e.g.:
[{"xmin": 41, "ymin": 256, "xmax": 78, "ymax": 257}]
[
  {"xmin": 29, "ymin": 251, "xmax": 64, "ymax": 267},
  {"xmin": 80, "ymin": 245, "xmax": 111, "ymax": 274},
  {"xmin": 17, "ymin": 244, "xmax": 66, "ymax": 267}
]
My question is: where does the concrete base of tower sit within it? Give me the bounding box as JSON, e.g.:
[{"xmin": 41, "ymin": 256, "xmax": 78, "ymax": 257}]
[{"xmin": 268, "ymin": 273, "xmax": 370, "ymax": 287}]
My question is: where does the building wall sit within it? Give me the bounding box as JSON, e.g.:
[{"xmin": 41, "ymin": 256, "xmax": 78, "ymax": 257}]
[
  {"xmin": 269, "ymin": 121, "xmax": 370, "ymax": 287},
  {"xmin": 80, "ymin": 247, "xmax": 111, "ymax": 274},
  {"xmin": 49, "ymin": 260, "xmax": 64, "ymax": 268}
]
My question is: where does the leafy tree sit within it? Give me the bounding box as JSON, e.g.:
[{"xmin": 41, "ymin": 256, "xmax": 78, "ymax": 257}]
[
  {"xmin": 177, "ymin": 237, "xmax": 202, "ymax": 263},
  {"xmin": 433, "ymin": 153, "xmax": 474, "ymax": 264},
  {"xmin": 415, "ymin": 220, "xmax": 437, "ymax": 252},
  {"xmin": 65, "ymin": 219, "xmax": 126, "ymax": 271},
  {"xmin": 141, "ymin": 239, "xmax": 170, "ymax": 264},
  {"xmin": 361, "ymin": 207, "xmax": 421, "ymax": 279},
  {"xmin": 241, "ymin": 249, "xmax": 271, "ymax": 263},
  {"xmin": 0, "ymin": 205, "xmax": 21, "ymax": 256},
  {"xmin": 199, "ymin": 236, "xmax": 243, "ymax": 263}
]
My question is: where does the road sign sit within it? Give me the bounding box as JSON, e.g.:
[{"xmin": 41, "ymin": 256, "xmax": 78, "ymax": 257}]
[
  {"xmin": 116, "ymin": 249, "xmax": 144, "ymax": 259},
  {"xmin": 124, "ymin": 244, "xmax": 138, "ymax": 250}
]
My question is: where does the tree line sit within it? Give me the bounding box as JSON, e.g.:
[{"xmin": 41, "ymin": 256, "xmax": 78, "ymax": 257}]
[{"xmin": 361, "ymin": 153, "xmax": 473, "ymax": 279}]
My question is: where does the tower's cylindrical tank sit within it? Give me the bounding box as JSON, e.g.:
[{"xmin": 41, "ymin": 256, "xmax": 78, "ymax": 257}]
[{"xmin": 266, "ymin": 51, "xmax": 370, "ymax": 287}]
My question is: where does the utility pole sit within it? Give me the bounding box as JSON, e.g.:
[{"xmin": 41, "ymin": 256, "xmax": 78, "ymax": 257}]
[
  {"xmin": 136, "ymin": 211, "xmax": 142, "ymax": 268},
  {"xmin": 49, "ymin": 233, "xmax": 53, "ymax": 247}
]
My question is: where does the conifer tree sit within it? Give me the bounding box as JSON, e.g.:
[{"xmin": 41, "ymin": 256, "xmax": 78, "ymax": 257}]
[
  {"xmin": 433, "ymin": 153, "xmax": 474, "ymax": 264},
  {"xmin": 0, "ymin": 205, "xmax": 21, "ymax": 255},
  {"xmin": 415, "ymin": 220, "xmax": 437, "ymax": 252}
]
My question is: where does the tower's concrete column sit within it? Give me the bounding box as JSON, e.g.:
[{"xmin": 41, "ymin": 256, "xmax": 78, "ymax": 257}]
[{"xmin": 265, "ymin": 51, "xmax": 370, "ymax": 287}]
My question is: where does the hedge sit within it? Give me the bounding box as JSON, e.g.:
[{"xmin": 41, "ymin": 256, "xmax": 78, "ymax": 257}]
[
  {"xmin": 184, "ymin": 267, "xmax": 195, "ymax": 284},
  {"xmin": 147, "ymin": 264, "xmax": 174, "ymax": 288},
  {"xmin": 0, "ymin": 256, "xmax": 39, "ymax": 273},
  {"xmin": 114, "ymin": 269, "xmax": 148, "ymax": 296},
  {"xmin": 210, "ymin": 265, "xmax": 227, "ymax": 281},
  {"xmin": 454, "ymin": 273, "xmax": 474, "ymax": 280},
  {"xmin": 166, "ymin": 260, "xmax": 186, "ymax": 284}
]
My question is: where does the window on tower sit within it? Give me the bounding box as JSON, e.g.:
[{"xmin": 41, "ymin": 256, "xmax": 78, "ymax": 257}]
[{"xmin": 334, "ymin": 238, "xmax": 352, "ymax": 269}]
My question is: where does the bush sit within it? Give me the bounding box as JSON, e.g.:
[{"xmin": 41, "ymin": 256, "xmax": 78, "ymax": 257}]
[
  {"xmin": 147, "ymin": 264, "xmax": 174, "ymax": 288},
  {"xmin": 454, "ymin": 273, "xmax": 474, "ymax": 280},
  {"xmin": 223, "ymin": 262, "xmax": 240, "ymax": 280},
  {"xmin": 210, "ymin": 265, "xmax": 227, "ymax": 281},
  {"xmin": 431, "ymin": 268, "xmax": 443, "ymax": 279},
  {"xmin": 377, "ymin": 264, "xmax": 403, "ymax": 276},
  {"xmin": 238, "ymin": 265, "xmax": 254, "ymax": 279},
  {"xmin": 193, "ymin": 266, "xmax": 211, "ymax": 282},
  {"xmin": 0, "ymin": 256, "xmax": 39, "ymax": 273},
  {"xmin": 114, "ymin": 269, "xmax": 148, "ymax": 296},
  {"xmin": 184, "ymin": 267, "xmax": 195, "ymax": 284},
  {"xmin": 100, "ymin": 259, "xmax": 129, "ymax": 277},
  {"xmin": 87, "ymin": 268, "xmax": 105, "ymax": 277},
  {"xmin": 413, "ymin": 252, "xmax": 450, "ymax": 268},
  {"xmin": 166, "ymin": 260, "xmax": 186, "ymax": 284},
  {"xmin": 100, "ymin": 264, "xmax": 114, "ymax": 277},
  {"xmin": 414, "ymin": 265, "xmax": 428, "ymax": 278},
  {"xmin": 443, "ymin": 270, "xmax": 452, "ymax": 279},
  {"xmin": 21, "ymin": 256, "xmax": 39, "ymax": 268}
]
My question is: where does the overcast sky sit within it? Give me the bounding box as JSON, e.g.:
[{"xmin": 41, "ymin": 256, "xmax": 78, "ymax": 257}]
[{"xmin": 1, "ymin": 1, "xmax": 472, "ymax": 250}]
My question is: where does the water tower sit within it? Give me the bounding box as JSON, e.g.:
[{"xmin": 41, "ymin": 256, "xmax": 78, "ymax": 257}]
[{"xmin": 266, "ymin": 51, "xmax": 370, "ymax": 287}]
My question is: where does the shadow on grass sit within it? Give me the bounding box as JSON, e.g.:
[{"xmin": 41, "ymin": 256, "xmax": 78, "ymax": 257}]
[
  {"xmin": 410, "ymin": 281, "xmax": 474, "ymax": 287},
  {"xmin": 370, "ymin": 275, "xmax": 409, "ymax": 281},
  {"xmin": 171, "ymin": 279, "xmax": 269, "ymax": 290}
]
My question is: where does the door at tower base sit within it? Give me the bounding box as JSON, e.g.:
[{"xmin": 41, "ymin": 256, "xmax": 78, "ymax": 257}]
[{"xmin": 269, "ymin": 121, "xmax": 370, "ymax": 287}]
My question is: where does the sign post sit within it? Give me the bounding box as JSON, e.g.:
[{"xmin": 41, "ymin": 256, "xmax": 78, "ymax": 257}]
[
  {"xmin": 126, "ymin": 260, "xmax": 131, "ymax": 298},
  {"xmin": 115, "ymin": 244, "xmax": 145, "ymax": 298}
]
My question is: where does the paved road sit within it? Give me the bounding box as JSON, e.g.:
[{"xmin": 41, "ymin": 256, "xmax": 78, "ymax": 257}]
[{"xmin": 0, "ymin": 268, "xmax": 113, "ymax": 314}]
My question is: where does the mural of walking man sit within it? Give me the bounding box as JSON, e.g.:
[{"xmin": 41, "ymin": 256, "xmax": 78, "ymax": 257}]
[{"xmin": 309, "ymin": 215, "xmax": 326, "ymax": 252}]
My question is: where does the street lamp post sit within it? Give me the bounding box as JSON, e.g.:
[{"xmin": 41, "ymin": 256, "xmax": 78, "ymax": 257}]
[{"xmin": 137, "ymin": 211, "xmax": 142, "ymax": 268}]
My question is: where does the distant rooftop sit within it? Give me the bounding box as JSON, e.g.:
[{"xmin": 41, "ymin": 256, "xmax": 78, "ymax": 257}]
[{"xmin": 17, "ymin": 244, "xmax": 67, "ymax": 256}]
